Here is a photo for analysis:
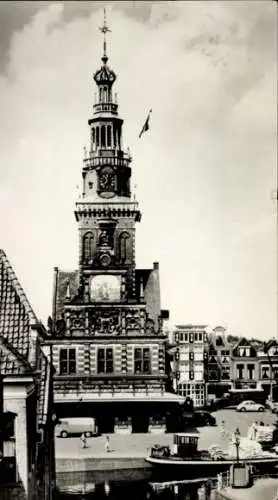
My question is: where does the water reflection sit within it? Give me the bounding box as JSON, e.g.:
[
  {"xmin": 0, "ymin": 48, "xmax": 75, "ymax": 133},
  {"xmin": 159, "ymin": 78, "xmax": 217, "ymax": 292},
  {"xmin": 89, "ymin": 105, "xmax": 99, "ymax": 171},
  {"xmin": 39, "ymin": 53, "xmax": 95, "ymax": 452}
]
[{"xmin": 58, "ymin": 478, "xmax": 212, "ymax": 500}]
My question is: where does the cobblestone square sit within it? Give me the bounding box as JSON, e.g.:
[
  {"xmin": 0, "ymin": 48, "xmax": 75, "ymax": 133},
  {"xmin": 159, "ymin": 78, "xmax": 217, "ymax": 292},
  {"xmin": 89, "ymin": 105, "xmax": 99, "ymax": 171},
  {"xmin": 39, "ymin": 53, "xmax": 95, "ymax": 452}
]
[{"xmin": 55, "ymin": 409, "xmax": 278, "ymax": 459}]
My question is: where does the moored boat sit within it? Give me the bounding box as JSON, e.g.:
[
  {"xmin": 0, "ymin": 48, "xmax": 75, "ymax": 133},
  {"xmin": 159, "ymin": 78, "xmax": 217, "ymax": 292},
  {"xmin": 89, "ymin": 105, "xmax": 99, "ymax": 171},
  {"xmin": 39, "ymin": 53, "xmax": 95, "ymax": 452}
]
[{"xmin": 145, "ymin": 429, "xmax": 278, "ymax": 480}]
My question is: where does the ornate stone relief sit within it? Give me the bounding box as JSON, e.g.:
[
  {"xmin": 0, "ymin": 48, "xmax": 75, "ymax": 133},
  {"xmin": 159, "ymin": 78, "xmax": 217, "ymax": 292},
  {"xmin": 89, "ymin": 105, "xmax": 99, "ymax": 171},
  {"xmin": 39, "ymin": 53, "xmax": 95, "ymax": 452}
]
[
  {"xmin": 70, "ymin": 310, "xmax": 86, "ymax": 329},
  {"xmin": 125, "ymin": 309, "xmax": 141, "ymax": 330},
  {"xmin": 88, "ymin": 308, "xmax": 121, "ymax": 335},
  {"xmin": 146, "ymin": 318, "xmax": 155, "ymax": 335}
]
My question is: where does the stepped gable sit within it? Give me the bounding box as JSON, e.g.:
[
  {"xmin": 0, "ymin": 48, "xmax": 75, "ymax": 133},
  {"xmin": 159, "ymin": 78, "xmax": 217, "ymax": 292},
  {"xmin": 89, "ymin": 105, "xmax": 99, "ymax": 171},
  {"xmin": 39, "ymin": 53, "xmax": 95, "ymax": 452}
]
[{"xmin": 0, "ymin": 249, "xmax": 40, "ymax": 371}]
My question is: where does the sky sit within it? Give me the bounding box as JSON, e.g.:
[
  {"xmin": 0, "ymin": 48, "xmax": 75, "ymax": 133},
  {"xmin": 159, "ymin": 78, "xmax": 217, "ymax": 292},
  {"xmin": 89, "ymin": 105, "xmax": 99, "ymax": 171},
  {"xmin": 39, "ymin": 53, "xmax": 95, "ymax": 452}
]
[{"xmin": 0, "ymin": 1, "xmax": 277, "ymax": 340}]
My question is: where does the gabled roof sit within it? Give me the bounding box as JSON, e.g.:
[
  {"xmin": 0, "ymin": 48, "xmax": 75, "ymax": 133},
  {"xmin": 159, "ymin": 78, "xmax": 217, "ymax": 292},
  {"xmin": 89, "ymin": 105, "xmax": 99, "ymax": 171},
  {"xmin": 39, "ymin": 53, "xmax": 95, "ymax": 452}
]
[
  {"xmin": 232, "ymin": 337, "xmax": 257, "ymax": 357},
  {"xmin": 0, "ymin": 250, "xmax": 52, "ymax": 430},
  {"xmin": 234, "ymin": 337, "xmax": 252, "ymax": 348},
  {"xmin": 0, "ymin": 250, "xmax": 39, "ymax": 374}
]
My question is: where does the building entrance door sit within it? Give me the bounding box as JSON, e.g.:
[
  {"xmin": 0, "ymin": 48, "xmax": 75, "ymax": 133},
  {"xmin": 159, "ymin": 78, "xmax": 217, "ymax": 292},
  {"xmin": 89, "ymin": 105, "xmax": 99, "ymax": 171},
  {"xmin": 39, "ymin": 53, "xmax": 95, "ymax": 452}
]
[
  {"xmin": 97, "ymin": 414, "xmax": 115, "ymax": 434},
  {"xmin": 132, "ymin": 413, "xmax": 149, "ymax": 433}
]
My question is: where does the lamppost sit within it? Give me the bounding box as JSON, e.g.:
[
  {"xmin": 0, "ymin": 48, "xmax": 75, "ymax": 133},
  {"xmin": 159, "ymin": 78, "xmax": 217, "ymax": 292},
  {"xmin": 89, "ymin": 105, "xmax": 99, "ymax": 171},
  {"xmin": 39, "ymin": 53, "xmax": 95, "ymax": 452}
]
[{"xmin": 234, "ymin": 428, "xmax": 241, "ymax": 462}]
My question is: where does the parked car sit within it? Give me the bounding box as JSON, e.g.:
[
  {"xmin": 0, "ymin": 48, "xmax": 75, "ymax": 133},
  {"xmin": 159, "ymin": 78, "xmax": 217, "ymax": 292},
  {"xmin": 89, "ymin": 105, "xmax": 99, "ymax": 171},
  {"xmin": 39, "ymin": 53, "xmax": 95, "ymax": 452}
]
[
  {"xmin": 209, "ymin": 396, "xmax": 232, "ymax": 410},
  {"xmin": 193, "ymin": 410, "xmax": 216, "ymax": 426},
  {"xmin": 55, "ymin": 417, "xmax": 98, "ymax": 438},
  {"xmin": 265, "ymin": 400, "xmax": 278, "ymax": 413},
  {"xmin": 183, "ymin": 410, "xmax": 216, "ymax": 427},
  {"xmin": 236, "ymin": 400, "xmax": 265, "ymax": 412}
]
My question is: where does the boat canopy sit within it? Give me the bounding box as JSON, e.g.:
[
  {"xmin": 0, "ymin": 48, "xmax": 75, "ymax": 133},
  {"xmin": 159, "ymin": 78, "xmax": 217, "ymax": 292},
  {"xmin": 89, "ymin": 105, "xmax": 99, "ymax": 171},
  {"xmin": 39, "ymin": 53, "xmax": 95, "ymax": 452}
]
[{"xmin": 174, "ymin": 430, "xmax": 200, "ymax": 439}]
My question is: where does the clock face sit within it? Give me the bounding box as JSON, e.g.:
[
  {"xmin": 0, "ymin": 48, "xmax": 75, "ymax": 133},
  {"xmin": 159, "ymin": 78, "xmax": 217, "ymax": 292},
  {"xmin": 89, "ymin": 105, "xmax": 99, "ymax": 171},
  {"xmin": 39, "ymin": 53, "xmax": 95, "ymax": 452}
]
[{"xmin": 98, "ymin": 167, "xmax": 116, "ymax": 197}]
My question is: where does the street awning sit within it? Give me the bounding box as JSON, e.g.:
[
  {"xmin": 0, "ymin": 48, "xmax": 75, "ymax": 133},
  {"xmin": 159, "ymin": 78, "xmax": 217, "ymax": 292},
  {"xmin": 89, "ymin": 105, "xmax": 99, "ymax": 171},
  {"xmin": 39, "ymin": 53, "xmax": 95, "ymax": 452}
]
[{"xmin": 54, "ymin": 391, "xmax": 185, "ymax": 404}]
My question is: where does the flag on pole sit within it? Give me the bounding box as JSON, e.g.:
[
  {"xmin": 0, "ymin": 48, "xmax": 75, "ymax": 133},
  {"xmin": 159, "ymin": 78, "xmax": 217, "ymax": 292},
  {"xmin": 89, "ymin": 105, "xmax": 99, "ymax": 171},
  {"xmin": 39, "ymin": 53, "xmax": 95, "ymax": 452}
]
[{"xmin": 139, "ymin": 109, "xmax": 152, "ymax": 138}]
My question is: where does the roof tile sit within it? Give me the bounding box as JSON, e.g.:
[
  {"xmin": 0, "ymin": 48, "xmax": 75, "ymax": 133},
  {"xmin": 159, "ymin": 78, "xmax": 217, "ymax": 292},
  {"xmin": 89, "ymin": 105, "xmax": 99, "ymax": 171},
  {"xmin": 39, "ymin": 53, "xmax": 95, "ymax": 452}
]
[{"xmin": 0, "ymin": 250, "xmax": 38, "ymax": 373}]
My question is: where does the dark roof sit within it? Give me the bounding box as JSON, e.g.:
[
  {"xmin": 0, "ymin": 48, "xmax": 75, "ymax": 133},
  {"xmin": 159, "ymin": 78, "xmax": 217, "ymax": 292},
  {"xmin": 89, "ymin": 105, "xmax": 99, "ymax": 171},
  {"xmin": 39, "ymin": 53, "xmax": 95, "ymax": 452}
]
[
  {"xmin": 234, "ymin": 337, "xmax": 252, "ymax": 348},
  {"xmin": 0, "ymin": 250, "xmax": 40, "ymax": 374},
  {"xmin": 0, "ymin": 336, "xmax": 33, "ymax": 375},
  {"xmin": 0, "ymin": 250, "xmax": 51, "ymax": 429}
]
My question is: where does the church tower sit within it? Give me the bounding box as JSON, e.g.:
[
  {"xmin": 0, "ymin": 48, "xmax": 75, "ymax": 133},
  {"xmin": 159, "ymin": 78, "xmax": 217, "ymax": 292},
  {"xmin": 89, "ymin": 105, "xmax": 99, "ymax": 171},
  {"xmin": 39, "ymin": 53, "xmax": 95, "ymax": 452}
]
[
  {"xmin": 76, "ymin": 11, "xmax": 140, "ymax": 304},
  {"xmin": 47, "ymin": 12, "xmax": 182, "ymax": 434}
]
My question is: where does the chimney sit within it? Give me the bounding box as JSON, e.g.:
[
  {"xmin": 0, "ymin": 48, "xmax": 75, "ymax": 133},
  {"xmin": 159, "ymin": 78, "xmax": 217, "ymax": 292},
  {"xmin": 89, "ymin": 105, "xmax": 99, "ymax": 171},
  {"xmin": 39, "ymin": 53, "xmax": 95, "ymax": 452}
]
[{"xmin": 153, "ymin": 262, "xmax": 159, "ymax": 270}]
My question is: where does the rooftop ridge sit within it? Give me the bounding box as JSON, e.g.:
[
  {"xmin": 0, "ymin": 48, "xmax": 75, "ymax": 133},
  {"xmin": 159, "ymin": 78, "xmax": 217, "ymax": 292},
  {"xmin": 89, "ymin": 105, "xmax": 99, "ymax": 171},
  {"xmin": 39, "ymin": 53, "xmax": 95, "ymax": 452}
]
[{"xmin": 0, "ymin": 249, "xmax": 38, "ymax": 326}]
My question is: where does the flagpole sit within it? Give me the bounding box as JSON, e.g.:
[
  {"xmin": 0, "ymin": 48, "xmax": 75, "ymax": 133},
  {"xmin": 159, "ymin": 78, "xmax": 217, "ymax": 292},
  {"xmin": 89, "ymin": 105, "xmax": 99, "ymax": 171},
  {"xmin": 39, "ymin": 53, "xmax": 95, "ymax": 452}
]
[{"xmin": 132, "ymin": 108, "xmax": 153, "ymax": 201}]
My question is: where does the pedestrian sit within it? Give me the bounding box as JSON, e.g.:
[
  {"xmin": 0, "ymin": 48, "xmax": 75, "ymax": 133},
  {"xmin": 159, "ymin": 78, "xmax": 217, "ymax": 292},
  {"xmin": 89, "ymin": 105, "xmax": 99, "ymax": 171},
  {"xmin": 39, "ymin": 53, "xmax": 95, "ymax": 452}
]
[
  {"xmin": 80, "ymin": 433, "xmax": 88, "ymax": 449},
  {"xmin": 220, "ymin": 419, "xmax": 226, "ymax": 437},
  {"xmin": 217, "ymin": 473, "xmax": 223, "ymax": 490},
  {"xmin": 105, "ymin": 435, "xmax": 110, "ymax": 453},
  {"xmin": 205, "ymin": 480, "xmax": 212, "ymax": 500}
]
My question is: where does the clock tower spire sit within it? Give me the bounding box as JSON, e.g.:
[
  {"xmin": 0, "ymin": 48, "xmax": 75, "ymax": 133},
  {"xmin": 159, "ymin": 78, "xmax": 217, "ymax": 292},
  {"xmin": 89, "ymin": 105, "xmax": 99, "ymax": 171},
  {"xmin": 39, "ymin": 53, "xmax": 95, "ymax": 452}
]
[
  {"xmin": 75, "ymin": 10, "xmax": 140, "ymax": 292},
  {"xmin": 99, "ymin": 7, "xmax": 110, "ymax": 65}
]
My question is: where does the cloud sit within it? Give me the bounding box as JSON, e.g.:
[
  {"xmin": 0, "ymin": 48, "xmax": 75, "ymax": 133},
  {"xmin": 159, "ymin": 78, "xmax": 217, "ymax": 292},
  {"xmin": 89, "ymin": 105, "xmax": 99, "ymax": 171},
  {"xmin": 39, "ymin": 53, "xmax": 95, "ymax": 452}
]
[{"xmin": 0, "ymin": 1, "xmax": 276, "ymax": 339}]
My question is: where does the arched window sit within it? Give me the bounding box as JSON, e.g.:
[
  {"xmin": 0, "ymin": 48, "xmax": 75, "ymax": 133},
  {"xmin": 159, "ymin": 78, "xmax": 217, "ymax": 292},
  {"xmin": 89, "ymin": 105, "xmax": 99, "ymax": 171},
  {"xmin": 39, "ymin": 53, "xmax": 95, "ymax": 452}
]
[
  {"xmin": 83, "ymin": 232, "xmax": 94, "ymax": 262},
  {"xmin": 107, "ymin": 125, "xmax": 111, "ymax": 147},
  {"xmin": 119, "ymin": 232, "xmax": 130, "ymax": 263},
  {"xmin": 101, "ymin": 125, "xmax": 106, "ymax": 147},
  {"xmin": 99, "ymin": 88, "xmax": 103, "ymax": 102},
  {"xmin": 96, "ymin": 127, "xmax": 99, "ymax": 147},
  {"xmin": 92, "ymin": 128, "xmax": 95, "ymax": 148},
  {"xmin": 103, "ymin": 86, "xmax": 108, "ymax": 103}
]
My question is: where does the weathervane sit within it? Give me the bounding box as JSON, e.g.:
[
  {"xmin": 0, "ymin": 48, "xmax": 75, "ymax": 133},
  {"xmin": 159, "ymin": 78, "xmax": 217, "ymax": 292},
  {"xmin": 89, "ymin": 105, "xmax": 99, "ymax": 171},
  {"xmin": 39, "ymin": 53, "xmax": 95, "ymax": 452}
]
[{"xmin": 99, "ymin": 8, "xmax": 111, "ymax": 61}]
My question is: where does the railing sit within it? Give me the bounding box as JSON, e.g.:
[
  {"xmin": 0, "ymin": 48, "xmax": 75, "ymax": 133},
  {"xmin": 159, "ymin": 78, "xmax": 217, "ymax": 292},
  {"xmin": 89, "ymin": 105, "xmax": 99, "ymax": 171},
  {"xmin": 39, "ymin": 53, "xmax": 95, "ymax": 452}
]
[
  {"xmin": 75, "ymin": 201, "xmax": 140, "ymax": 217},
  {"xmin": 83, "ymin": 151, "xmax": 131, "ymax": 169},
  {"xmin": 54, "ymin": 377, "xmax": 165, "ymax": 396},
  {"xmin": 92, "ymin": 103, "xmax": 118, "ymax": 114},
  {"xmin": 75, "ymin": 201, "xmax": 139, "ymax": 210}
]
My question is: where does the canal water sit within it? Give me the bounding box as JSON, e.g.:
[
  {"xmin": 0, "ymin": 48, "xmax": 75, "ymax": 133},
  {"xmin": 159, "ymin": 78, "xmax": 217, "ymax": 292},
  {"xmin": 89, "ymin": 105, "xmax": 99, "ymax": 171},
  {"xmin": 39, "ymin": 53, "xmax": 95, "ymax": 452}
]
[
  {"xmin": 57, "ymin": 471, "xmax": 214, "ymax": 500},
  {"xmin": 58, "ymin": 481, "xmax": 209, "ymax": 499}
]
